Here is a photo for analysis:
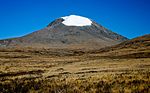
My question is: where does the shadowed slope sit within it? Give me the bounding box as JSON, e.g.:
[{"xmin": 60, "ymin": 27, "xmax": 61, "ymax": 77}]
[{"xmin": 92, "ymin": 34, "xmax": 150, "ymax": 58}]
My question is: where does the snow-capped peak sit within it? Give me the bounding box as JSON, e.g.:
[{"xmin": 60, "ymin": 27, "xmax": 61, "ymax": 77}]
[{"xmin": 61, "ymin": 15, "xmax": 92, "ymax": 26}]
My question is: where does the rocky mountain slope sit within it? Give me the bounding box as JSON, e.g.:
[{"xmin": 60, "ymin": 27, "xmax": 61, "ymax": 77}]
[{"xmin": 0, "ymin": 15, "xmax": 128, "ymax": 49}]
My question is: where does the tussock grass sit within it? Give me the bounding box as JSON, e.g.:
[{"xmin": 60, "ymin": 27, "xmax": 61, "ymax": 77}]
[
  {"xmin": 0, "ymin": 47, "xmax": 149, "ymax": 93},
  {"xmin": 0, "ymin": 71, "xmax": 149, "ymax": 93}
]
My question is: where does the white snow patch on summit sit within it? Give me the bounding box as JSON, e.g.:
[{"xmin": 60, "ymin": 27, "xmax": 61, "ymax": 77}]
[{"xmin": 61, "ymin": 15, "xmax": 92, "ymax": 26}]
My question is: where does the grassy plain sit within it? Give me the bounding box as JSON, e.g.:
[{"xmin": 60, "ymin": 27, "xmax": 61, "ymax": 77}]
[{"xmin": 0, "ymin": 47, "xmax": 149, "ymax": 93}]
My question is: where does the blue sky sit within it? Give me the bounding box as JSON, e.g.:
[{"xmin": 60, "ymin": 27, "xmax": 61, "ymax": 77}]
[{"xmin": 0, "ymin": 0, "xmax": 150, "ymax": 39}]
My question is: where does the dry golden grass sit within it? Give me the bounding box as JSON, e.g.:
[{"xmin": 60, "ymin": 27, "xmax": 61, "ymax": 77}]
[{"xmin": 0, "ymin": 47, "xmax": 150, "ymax": 93}]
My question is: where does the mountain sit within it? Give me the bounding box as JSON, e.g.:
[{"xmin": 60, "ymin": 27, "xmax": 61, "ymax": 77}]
[{"xmin": 0, "ymin": 15, "xmax": 128, "ymax": 49}]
